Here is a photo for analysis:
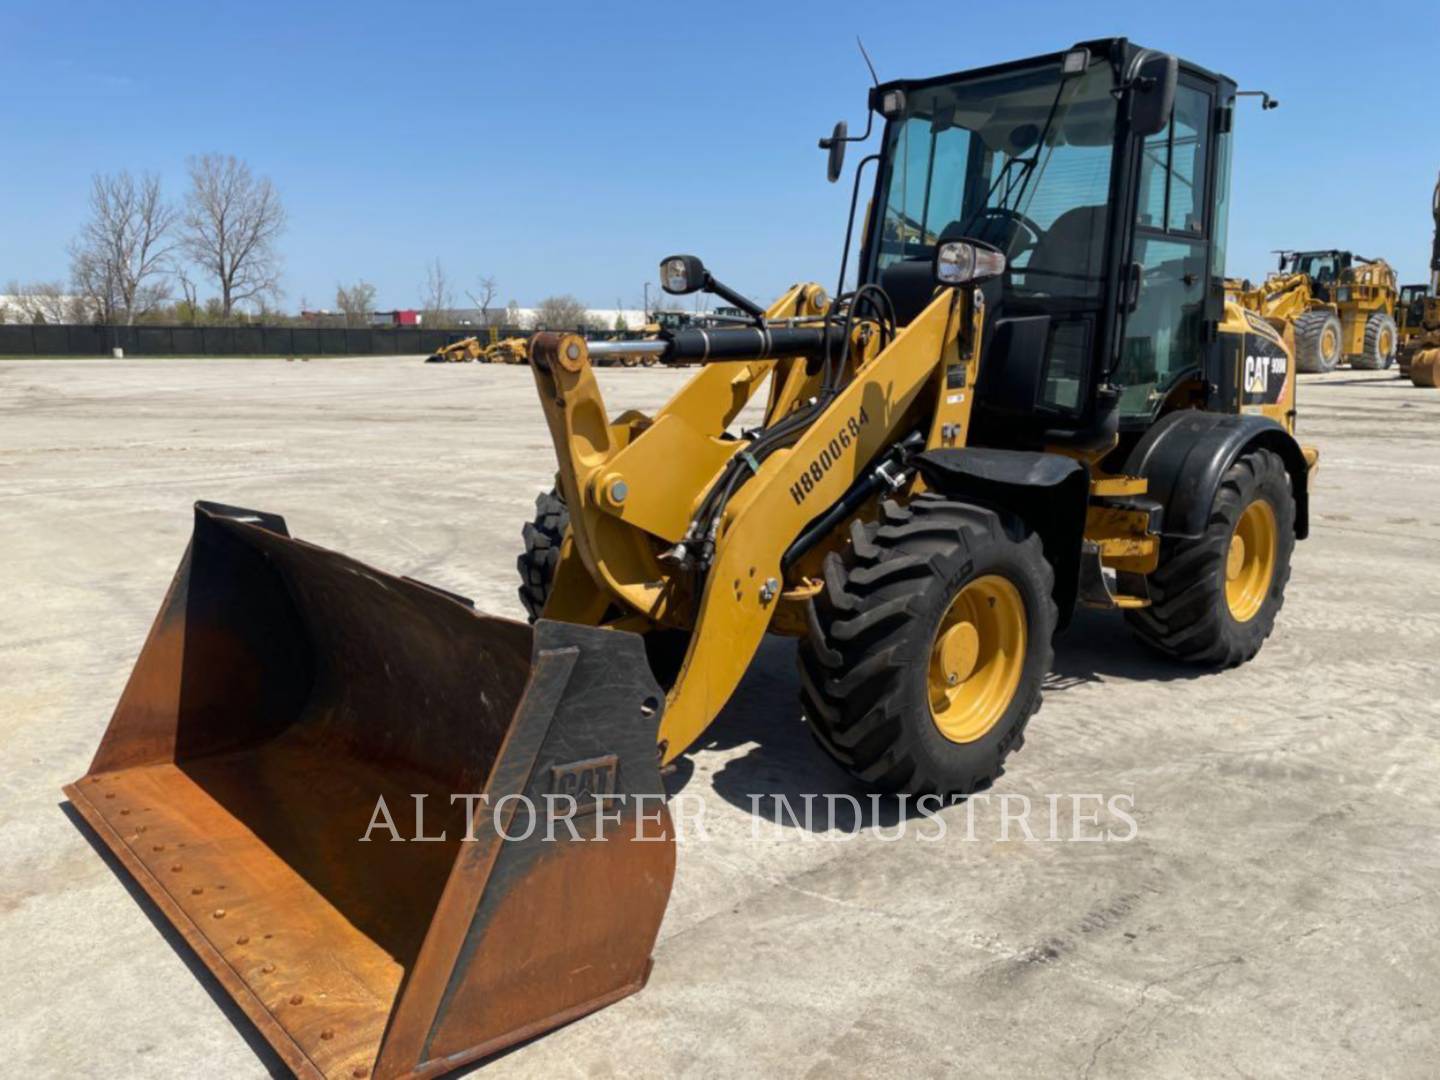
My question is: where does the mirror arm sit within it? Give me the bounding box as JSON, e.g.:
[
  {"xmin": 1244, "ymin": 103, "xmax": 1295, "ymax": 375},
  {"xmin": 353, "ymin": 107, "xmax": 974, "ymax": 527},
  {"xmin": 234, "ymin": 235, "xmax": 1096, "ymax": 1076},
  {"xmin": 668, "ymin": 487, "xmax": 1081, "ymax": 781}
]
[{"xmin": 702, "ymin": 275, "xmax": 766, "ymax": 325}]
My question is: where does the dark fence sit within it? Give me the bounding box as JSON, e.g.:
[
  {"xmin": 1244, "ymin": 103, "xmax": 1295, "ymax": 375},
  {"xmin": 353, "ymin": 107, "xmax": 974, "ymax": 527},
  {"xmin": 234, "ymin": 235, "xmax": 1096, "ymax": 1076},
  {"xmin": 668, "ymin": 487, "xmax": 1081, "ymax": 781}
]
[{"xmin": 0, "ymin": 323, "xmax": 632, "ymax": 358}]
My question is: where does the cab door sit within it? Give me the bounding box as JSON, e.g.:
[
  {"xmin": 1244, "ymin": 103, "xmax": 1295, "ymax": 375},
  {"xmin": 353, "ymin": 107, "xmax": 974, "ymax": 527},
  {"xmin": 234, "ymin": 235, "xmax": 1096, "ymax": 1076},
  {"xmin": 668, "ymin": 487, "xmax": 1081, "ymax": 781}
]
[{"xmin": 1117, "ymin": 76, "xmax": 1219, "ymax": 419}]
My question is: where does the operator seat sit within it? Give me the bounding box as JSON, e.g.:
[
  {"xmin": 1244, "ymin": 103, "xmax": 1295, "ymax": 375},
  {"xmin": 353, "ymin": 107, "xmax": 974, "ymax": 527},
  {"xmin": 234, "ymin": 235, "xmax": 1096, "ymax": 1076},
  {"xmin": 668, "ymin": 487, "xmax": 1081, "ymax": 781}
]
[{"xmin": 1023, "ymin": 204, "xmax": 1108, "ymax": 299}]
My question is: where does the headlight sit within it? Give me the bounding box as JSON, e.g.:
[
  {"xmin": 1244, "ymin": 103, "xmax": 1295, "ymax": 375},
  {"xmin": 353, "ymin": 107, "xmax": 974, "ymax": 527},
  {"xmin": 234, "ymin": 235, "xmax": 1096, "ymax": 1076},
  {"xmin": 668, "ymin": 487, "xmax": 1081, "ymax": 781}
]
[{"xmin": 934, "ymin": 240, "xmax": 1007, "ymax": 286}]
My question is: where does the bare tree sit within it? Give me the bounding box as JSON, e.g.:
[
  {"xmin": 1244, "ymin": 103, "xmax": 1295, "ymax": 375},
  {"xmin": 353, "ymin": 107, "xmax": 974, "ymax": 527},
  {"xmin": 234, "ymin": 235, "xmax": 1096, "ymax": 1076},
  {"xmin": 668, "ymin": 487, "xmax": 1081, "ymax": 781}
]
[
  {"xmin": 175, "ymin": 268, "xmax": 200, "ymax": 324},
  {"xmin": 529, "ymin": 294, "xmax": 595, "ymax": 330},
  {"xmin": 182, "ymin": 154, "xmax": 285, "ymax": 319},
  {"xmin": 421, "ymin": 259, "xmax": 453, "ymax": 326},
  {"xmin": 336, "ymin": 280, "xmax": 377, "ymax": 328},
  {"xmin": 466, "ymin": 274, "xmax": 499, "ymax": 325},
  {"xmin": 67, "ymin": 171, "xmax": 176, "ymax": 324}
]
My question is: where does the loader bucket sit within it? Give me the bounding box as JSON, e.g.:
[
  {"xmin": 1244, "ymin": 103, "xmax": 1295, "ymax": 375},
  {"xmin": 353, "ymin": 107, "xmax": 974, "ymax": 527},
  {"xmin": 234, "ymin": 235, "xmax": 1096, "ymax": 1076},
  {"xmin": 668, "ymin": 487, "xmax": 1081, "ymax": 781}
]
[{"xmin": 63, "ymin": 502, "xmax": 675, "ymax": 1080}]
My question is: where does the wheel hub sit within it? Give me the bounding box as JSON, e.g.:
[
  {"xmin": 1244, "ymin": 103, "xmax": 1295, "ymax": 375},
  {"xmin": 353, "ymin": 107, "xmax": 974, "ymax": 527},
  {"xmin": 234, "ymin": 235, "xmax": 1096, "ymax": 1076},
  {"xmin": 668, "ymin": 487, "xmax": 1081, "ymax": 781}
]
[
  {"xmin": 928, "ymin": 575, "xmax": 1027, "ymax": 744},
  {"xmin": 1226, "ymin": 534, "xmax": 1246, "ymax": 580},
  {"xmin": 1225, "ymin": 499, "xmax": 1278, "ymax": 623},
  {"xmin": 935, "ymin": 621, "xmax": 981, "ymax": 686}
]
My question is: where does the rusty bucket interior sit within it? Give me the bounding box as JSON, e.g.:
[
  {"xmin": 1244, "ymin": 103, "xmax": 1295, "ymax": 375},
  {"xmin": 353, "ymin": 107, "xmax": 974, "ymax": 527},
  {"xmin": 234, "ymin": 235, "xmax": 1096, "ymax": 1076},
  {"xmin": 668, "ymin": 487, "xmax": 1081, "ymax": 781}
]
[{"xmin": 64, "ymin": 502, "xmax": 675, "ymax": 1080}]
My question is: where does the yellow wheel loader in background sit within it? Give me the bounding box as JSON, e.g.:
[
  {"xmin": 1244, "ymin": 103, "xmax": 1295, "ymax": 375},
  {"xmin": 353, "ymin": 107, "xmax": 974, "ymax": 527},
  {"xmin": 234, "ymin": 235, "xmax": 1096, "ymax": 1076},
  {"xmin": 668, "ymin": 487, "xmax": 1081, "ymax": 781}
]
[
  {"xmin": 480, "ymin": 335, "xmax": 530, "ymax": 364},
  {"xmin": 1235, "ymin": 249, "xmax": 1398, "ymax": 372},
  {"xmin": 1400, "ymin": 171, "xmax": 1440, "ymax": 386},
  {"xmin": 66, "ymin": 38, "xmax": 1316, "ymax": 1080},
  {"xmin": 425, "ymin": 331, "xmax": 496, "ymax": 363}
]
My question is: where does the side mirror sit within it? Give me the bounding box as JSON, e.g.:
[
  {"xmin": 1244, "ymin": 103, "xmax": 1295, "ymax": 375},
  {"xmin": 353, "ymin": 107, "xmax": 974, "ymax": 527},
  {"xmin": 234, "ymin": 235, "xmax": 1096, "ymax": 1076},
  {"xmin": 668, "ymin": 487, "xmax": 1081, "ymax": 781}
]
[
  {"xmin": 820, "ymin": 120, "xmax": 847, "ymax": 183},
  {"xmin": 934, "ymin": 240, "xmax": 1007, "ymax": 286},
  {"xmin": 1128, "ymin": 51, "xmax": 1178, "ymax": 137},
  {"xmin": 660, "ymin": 254, "xmax": 706, "ymax": 296}
]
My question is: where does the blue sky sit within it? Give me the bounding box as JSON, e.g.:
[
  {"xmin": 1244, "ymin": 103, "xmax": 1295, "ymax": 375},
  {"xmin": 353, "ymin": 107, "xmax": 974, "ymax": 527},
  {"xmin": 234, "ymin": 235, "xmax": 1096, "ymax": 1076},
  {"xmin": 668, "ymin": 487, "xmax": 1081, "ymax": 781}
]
[{"xmin": 2, "ymin": 1, "xmax": 1437, "ymax": 311}]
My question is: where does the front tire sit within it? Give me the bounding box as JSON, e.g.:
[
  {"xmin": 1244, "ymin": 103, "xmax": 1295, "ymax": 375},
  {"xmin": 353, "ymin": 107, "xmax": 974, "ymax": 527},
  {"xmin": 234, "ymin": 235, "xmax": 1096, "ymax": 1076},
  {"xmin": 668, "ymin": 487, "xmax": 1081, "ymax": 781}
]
[
  {"xmin": 517, "ymin": 489, "xmax": 568, "ymax": 621},
  {"xmin": 1294, "ymin": 309, "xmax": 1342, "ymax": 373},
  {"xmin": 798, "ymin": 495, "xmax": 1057, "ymax": 797},
  {"xmin": 1125, "ymin": 448, "xmax": 1295, "ymax": 667}
]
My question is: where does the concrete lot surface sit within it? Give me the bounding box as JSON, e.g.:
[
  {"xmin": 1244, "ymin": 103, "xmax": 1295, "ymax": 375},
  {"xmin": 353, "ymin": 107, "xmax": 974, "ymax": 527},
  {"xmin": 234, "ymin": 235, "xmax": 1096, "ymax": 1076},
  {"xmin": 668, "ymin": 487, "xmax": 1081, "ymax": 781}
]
[{"xmin": 3, "ymin": 356, "xmax": 1438, "ymax": 1078}]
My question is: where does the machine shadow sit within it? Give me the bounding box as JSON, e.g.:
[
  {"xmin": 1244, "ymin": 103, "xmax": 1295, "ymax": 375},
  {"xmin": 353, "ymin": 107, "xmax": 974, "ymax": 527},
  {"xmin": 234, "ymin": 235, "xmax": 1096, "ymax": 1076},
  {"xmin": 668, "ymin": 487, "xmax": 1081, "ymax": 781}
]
[
  {"xmin": 1047, "ymin": 607, "xmax": 1208, "ymax": 689},
  {"xmin": 672, "ymin": 608, "xmax": 1205, "ymax": 829},
  {"xmin": 668, "ymin": 636, "xmax": 903, "ymax": 832},
  {"xmin": 58, "ymin": 801, "xmax": 292, "ymax": 1080}
]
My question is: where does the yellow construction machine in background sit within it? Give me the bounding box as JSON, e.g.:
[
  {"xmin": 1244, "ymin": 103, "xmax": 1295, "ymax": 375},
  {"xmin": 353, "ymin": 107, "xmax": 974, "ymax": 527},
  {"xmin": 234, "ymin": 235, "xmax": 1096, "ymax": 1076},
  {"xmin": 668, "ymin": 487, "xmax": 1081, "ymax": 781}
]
[
  {"xmin": 425, "ymin": 329, "xmax": 497, "ymax": 363},
  {"xmin": 1234, "ymin": 250, "xmax": 1398, "ymax": 372},
  {"xmin": 1400, "ymin": 172, "xmax": 1440, "ymax": 386}
]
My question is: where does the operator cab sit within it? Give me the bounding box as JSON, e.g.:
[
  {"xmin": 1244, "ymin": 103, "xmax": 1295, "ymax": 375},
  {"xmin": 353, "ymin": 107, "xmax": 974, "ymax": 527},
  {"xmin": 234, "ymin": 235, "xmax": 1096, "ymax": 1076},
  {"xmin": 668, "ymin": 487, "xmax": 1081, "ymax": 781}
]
[
  {"xmin": 1279, "ymin": 249, "xmax": 1352, "ymax": 302},
  {"xmin": 859, "ymin": 39, "xmax": 1238, "ymax": 447},
  {"xmin": 1399, "ymin": 283, "xmax": 1429, "ymax": 325}
]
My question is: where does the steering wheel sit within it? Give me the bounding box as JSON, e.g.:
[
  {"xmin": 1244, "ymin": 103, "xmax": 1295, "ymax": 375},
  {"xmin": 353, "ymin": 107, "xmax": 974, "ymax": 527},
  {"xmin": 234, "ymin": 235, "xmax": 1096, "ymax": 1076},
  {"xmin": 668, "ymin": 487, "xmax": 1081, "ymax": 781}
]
[{"xmin": 966, "ymin": 206, "xmax": 1043, "ymax": 261}]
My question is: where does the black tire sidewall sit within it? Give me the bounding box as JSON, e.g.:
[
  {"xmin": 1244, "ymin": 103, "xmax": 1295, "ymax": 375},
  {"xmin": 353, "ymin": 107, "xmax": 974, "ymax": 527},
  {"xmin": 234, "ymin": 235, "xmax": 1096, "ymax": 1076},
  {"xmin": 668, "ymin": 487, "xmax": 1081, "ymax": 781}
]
[{"xmin": 1215, "ymin": 453, "xmax": 1296, "ymax": 654}]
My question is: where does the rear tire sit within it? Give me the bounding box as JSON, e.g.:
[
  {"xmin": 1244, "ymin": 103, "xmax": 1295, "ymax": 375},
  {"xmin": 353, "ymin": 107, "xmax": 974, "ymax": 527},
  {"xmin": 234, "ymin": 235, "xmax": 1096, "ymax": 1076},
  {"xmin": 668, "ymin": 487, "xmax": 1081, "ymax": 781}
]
[
  {"xmin": 1352, "ymin": 312, "xmax": 1398, "ymax": 370},
  {"xmin": 798, "ymin": 495, "xmax": 1057, "ymax": 797},
  {"xmin": 517, "ymin": 489, "xmax": 568, "ymax": 622},
  {"xmin": 1294, "ymin": 310, "xmax": 1342, "ymax": 373},
  {"xmin": 1125, "ymin": 448, "xmax": 1295, "ymax": 667}
]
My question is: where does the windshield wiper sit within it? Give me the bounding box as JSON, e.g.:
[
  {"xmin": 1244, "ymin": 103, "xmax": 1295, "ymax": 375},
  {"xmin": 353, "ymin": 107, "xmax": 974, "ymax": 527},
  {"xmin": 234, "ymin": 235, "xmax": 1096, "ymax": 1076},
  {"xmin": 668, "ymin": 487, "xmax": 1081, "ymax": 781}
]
[{"xmin": 958, "ymin": 76, "xmax": 1072, "ymax": 236}]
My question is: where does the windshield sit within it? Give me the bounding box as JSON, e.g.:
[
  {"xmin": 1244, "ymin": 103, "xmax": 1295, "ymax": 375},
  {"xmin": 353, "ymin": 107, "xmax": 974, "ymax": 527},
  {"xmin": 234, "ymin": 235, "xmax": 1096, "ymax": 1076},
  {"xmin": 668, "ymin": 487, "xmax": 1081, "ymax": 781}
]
[
  {"xmin": 869, "ymin": 56, "xmax": 1119, "ymax": 303},
  {"xmin": 1289, "ymin": 252, "xmax": 1342, "ymax": 284}
]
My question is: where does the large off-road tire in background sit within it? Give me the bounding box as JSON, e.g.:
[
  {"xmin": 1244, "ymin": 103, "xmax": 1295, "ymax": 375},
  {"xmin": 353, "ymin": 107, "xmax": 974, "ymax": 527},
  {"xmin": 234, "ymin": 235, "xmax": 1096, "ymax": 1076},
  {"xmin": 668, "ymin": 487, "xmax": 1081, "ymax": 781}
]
[
  {"xmin": 1293, "ymin": 309, "xmax": 1343, "ymax": 373},
  {"xmin": 516, "ymin": 489, "xmax": 692, "ymax": 686},
  {"xmin": 798, "ymin": 494, "xmax": 1057, "ymax": 797},
  {"xmin": 1351, "ymin": 312, "xmax": 1398, "ymax": 370},
  {"xmin": 517, "ymin": 489, "xmax": 568, "ymax": 621},
  {"xmin": 1125, "ymin": 448, "xmax": 1295, "ymax": 667}
]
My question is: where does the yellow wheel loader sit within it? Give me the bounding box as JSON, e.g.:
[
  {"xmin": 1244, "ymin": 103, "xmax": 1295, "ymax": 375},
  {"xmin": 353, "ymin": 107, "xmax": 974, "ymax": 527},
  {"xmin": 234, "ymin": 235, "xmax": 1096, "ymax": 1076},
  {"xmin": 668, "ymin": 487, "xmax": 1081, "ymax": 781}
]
[
  {"xmin": 1400, "ymin": 171, "xmax": 1440, "ymax": 386},
  {"xmin": 480, "ymin": 335, "xmax": 530, "ymax": 364},
  {"xmin": 425, "ymin": 333, "xmax": 492, "ymax": 363},
  {"xmin": 66, "ymin": 39, "xmax": 1317, "ymax": 1079},
  {"xmin": 1237, "ymin": 249, "xmax": 1399, "ymax": 372}
]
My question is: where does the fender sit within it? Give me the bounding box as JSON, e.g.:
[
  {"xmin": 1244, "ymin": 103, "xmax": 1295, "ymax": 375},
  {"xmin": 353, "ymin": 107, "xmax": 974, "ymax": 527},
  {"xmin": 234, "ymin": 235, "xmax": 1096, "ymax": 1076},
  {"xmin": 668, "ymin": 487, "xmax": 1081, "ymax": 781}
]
[
  {"xmin": 913, "ymin": 448, "xmax": 1089, "ymax": 626},
  {"xmin": 1124, "ymin": 410, "xmax": 1310, "ymax": 541}
]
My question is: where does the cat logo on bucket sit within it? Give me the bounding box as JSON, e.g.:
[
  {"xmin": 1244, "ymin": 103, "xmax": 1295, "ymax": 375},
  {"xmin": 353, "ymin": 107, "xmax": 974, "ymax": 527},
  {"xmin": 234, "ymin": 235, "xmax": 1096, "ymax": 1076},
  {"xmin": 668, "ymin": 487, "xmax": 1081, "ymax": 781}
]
[{"xmin": 550, "ymin": 754, "xmax": 619, "ymax": 807}]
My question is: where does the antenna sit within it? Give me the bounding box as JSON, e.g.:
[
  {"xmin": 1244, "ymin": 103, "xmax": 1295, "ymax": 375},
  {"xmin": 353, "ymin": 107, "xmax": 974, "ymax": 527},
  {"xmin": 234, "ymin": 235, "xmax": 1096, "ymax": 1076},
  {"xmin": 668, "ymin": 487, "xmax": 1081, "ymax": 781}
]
[{"xmin": 857, "ymin": 36, "xmax": 880, "ymax": 87}]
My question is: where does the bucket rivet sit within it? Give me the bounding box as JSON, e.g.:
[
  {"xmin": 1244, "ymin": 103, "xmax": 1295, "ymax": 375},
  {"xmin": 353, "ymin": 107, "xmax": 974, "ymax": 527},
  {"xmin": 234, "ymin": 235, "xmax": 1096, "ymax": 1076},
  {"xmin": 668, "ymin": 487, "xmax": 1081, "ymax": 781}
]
[
  {"xmin": 353, "ymin": 1067, "xmax": 370, "ymax": 1078},
  {"xmin": 289, "ymin": 994, "xmax": 304, "ymax": 1006},
  {"xmin": 213, "ymin": 909, "xmax": 226, "ymax": 919},
  {"xmin": 152, "ymin": 844, "xmax": 164, "ymax": 852},
  {"xmin": 191, "ymin": 886, "xmax": 203, "ymax": 895},
  {"xmin": 171, "ymin": 864, "xmax": 182, "ymax": 872},
  {"xmin": 262, "ymin": 963, "xmax": 275, "ymax": 974},
  {"xmin": 236, "ymin": 935, "xmax": 249, "ymax": 945},
  {"xmin": 104, "ymin": 793, "xmax": 115, "ymax": 799},
  {"xmin": 264, "ymin": 933, "xmax": 272, "ymax": 940},
  {"xmin": 120, "ymin": 808, "xmax": 131, "ymax": 816},
  {"xmin": 320, "ymin": 1029, "xmax": 334, "ymax": 1041},
  {"xmin": 135, "ymin": 825, "xmax": 147, "ymax": 833}
]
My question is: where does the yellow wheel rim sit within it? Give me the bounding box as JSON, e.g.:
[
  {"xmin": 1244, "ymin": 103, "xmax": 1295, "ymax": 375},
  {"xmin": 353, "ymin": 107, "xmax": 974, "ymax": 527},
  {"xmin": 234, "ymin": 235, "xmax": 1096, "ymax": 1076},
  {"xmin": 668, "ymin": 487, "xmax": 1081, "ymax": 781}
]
[
  {"xmin": 1380, "ymin": 327, "xmax": 1394, "ymax": 356},
  {"xmin": 1225, "ymin": 499, "xmax": 1277, "ymax": 623},
  {"xmin": 1321, "ymin": 325, "xmax": 1339, "ymax": 359},
  {"xmin": 928, "ymin": 575, "xmax": 1027, "ymax": 743}
]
